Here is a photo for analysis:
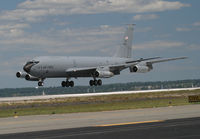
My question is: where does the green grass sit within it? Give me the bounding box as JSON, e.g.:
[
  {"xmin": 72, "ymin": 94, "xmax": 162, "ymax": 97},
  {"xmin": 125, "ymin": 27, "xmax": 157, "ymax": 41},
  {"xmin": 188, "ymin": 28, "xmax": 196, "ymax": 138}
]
[
  {"xmin": 0, "ymin": 89, "xmax": 200, "ymax": 118},
  {"xmin": 0, "ymin": 97, "xmax": 197, "ymax": 118}
]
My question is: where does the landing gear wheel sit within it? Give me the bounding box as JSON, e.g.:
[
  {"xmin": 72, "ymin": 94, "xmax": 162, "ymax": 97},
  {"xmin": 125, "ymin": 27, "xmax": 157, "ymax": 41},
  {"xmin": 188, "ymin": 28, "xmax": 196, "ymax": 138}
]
[
  {"xmin": 69, "ymin": 81, "xmax": 74, "ymax": 87},
  {"xmin": 94, "ymin": 80, "xmax": 98, "ymax": 86},
  {"xmin": 89, "ymin": 79, "xmax": 102, "ymax": 86},
  {"xmin": 66, "ymin": 81, "xmax": 69, "ymax": 87},
  {"xmin": 89, "ymin": 80, "xmax": 94, "ymax": 86},
  {"xmin": 97, "ymin": 79, "xmax": 102, "ymax": 86},
  {"xmin": 61, "ymin": 80, "xmax": 74, "ymax": 87},
  {"xmin": 38, "ymin": 81, "xmax": 44, "ymax": 86},
  {"xmin": 61, "ymin": 81, "xmax": 66, "ymax": 87}
]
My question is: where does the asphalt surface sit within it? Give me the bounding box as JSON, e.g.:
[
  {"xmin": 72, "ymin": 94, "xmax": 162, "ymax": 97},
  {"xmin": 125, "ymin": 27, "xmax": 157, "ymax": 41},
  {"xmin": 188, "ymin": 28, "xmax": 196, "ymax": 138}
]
[
  {"xmin": 1, "ymin": 104, "xmax": 200, "ymax": 135},
  {"xmin": 1, "ymin": 117, "xmax": 200, "ymax": 139}
]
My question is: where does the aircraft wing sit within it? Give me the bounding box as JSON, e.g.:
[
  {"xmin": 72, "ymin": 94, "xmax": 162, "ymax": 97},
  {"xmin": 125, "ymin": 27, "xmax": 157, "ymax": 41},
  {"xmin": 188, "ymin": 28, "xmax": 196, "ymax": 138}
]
[
  {"xmin": 65, "ymin": 57, "xmax": 187, "ymax": 77},
  {"xmin": 66, "ymin": 67, "xmax": 97, "ymax": 73},
  {"xmin": 125, "ymin": 57, "xmax": 161, "ymax": 64},
  {"xmin": 102, "ymin": 57, "xmax": 177, "ymax": 73},
  {"xmin": 66, "ymin": 67, "xmax": 97, "ymax": 77},
  {"xmin": 110, "ymin": 57, "xmax": 187, "ymax": 73},
  {"xmin": 147, "ymin": 57, "xmax": 187, "ymax": 64},
  {"xmin": 109, "ymin": 57, "xmax": 161, "ymax": 70}
]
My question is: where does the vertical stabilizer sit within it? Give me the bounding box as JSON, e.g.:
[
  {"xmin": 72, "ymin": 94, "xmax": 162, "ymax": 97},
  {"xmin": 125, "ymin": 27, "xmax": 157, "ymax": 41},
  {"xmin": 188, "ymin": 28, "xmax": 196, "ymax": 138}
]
[{"xmin": 115, "ymin": 24, "xmax": 134, "ymax": 58}]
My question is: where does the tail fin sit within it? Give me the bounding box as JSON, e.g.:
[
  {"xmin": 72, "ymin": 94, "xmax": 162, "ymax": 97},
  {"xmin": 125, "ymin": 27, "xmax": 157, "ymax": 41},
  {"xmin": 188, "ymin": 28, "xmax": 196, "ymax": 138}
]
[{"xmin": 115, "ymin": 24, "xmax": 134, "ymax": 58}]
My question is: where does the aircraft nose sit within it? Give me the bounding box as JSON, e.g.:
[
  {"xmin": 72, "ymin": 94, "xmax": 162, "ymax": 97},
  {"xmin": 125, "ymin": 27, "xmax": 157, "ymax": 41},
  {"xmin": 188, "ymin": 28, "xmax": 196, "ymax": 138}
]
[
  {"xmin": 23, "ymin": 61, "xmax": 39, "ymax": 73},
  {"xmin": 23, "ymin": 65, "xmax": 30, "ymax": 73},
  {"xmin": 23, "ymin": 63, "xmax": 33, "ymax": 73}
]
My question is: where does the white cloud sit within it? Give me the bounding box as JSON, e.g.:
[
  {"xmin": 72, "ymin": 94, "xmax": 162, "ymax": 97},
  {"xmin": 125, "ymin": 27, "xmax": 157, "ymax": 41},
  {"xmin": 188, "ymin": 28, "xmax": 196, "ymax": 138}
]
[
  {"xmin": 135, "ymin": 27, "xmax": 152, "ymax": 32},
  {"xmin": 0, "ymin": 26, "xmax": 124, "ymax": 55},
  {"xmin": 133, "ymin": 14, "xmax": 158, "ymax": 21},
  {"xmin": 188, "ymin": 44, "xmax": 200, "ymax": 50},
  {"xmin": 193, "ymin": 21, "xmax": 200, "ymax": 26},
  {"xmin": 0, "ymin": 0, "xmax": 190, "ymax": 22},
  {"xmin": 176, "ymin": 27, "xmax": 191, "ymax": 32},
  {"xmin": 134, "ymin": 40, "xmax": 185, "ymax": 50},
  {"xmin": 176, "ymin": 21, "xmax": 200, "ymax": 32},
  {"xmin": 0, "ymin": 23, "xmax": 29, "ymax": 30},
  {"xmin": 0, "ymin": 56, "xmax": 31, "ymax": 76},
  {"xmin": 0, "ymin": 23, "xmax": 30, "ymax": 38}
]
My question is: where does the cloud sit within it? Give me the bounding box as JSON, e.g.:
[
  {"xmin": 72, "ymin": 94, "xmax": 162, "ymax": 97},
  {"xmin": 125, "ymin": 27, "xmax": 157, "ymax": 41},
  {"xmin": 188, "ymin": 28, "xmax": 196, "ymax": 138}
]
[
  {"xmin": 0, "ymin": 23, "xmax": 30, "ymax": 30},
  {"xmin": 134, "ymin": 40, "xmax": 185, "ymax": 50},
  {"xmin": 176, "ymin": 27, "xmax": 191, "ymax": 32},
  {"xmin": 0, "ymin": 23, "xmax": 30, "ymax": 38},
  {"xmin": 0, "ymin": 25, "xmax": 124, "ymax": 55},
  {"xmin": 0, "ymin": 56, "xmax": 31, "ymax": 76},
  {"xmin": 188, "ymin": 44, "xmax": 200, "ymax": 50},
  {"xmin": 193, "ymin": 21, "xmax": 200, "ymax": 26},
  {"xmin": 176, "ymin": 21, "xmax": 200, "ymax": 32},
  {"xmin": 0, "ymin": 0, "xmax": 190, "ymax": 22},
  {"xmin": 133, "ymin": 14, "xmax": 158, "ymax": 21},
  {"xmin": 135, "ymin": 27, "xmax": 152, "ymax": 32}
]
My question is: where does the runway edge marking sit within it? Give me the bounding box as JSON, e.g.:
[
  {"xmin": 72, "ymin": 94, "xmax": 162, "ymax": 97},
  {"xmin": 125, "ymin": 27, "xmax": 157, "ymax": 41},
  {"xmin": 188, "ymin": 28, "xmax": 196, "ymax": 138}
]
[{"xmin": 95, "ymin": 120, "xmax": 164, "ymax": 127}]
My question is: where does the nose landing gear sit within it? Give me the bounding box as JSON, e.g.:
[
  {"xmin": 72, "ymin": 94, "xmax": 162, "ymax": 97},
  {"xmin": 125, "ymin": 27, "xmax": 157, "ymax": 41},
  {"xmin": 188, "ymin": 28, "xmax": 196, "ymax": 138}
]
[
  {"xmin": 38, "ymin": 81, "xmax": 44, "ymax": 86},
  {"xmin": 37, "ymin": 79, "xmax": 44, "ymax": 87}
]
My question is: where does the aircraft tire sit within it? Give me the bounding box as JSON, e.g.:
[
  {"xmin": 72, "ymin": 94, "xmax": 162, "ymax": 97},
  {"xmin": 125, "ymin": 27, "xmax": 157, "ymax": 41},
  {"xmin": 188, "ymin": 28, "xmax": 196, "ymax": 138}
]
[
  {"xmin": 89, "ymin": 80, "xmax": 94, "ymax": 86},
  {"xmin": 66, "ymin": 81, "xmax": 70, "ymax": 87},
  {"xmin": 69, "ymin": 81, "xmax": 74, "ymax": 87},
  {"xmin": 97, "ymin": 79, "xmax": 102, "ymax": 86},
  {"xmin": 94, "ymin": 80, "xmax": 98, "ymax": 86},
  {"xmin": 61, "ymin": 81, "xmax": 66, "ymax": 87},
  {"xmin": 38, "ymin": 81, "xmax": 43, "ymax": 86}
]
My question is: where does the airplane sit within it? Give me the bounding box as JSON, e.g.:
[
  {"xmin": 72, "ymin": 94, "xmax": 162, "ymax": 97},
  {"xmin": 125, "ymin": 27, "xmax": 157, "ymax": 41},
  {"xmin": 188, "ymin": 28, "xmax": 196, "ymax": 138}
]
[{"xmin": 16, "ymin": 24, "xmax": 187, "ymax": 87}]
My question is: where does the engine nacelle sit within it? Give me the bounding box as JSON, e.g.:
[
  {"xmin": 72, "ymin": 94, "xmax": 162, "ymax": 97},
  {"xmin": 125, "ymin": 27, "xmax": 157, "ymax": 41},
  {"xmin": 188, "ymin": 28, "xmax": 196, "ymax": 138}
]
[
  {"xmin": 95, "ymin": 70, "xmax": 114, "ymax": 78},
  {"xmin": 16, "ymin": 71, "xmax": 27, "ymax": 78},
  {"xmin": 25, "ymin": 74, "xmax": 39, "ymax": 81},
  {"xmin": 129, "ymin": 65, "xmax": 151, "ymax": 73}
]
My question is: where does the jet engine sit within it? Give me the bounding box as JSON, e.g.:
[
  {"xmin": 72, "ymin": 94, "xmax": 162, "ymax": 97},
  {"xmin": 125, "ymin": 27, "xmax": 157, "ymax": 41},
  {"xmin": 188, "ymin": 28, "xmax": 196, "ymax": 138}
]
[
  {"xmin": 129, "ymin": 65, "xmax": 151, "ymax": 73},
  {"xmin": 16, "ymin": 71, "xmax": 27, "ymax": 78},
  {"xmin": 94, "ymin": 70, "xmax": 114, "ymax": 78},
  {"xmin": 25, "ymin": 74, "xmax": 39, "ymax": 81}
]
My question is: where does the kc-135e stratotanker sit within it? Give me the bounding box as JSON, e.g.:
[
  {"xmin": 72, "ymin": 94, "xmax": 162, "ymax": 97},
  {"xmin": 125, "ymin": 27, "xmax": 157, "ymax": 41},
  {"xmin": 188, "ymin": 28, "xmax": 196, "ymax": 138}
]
[{"xmin": 16, "ymin": 25, "xmax": 187, "ymax": 87}]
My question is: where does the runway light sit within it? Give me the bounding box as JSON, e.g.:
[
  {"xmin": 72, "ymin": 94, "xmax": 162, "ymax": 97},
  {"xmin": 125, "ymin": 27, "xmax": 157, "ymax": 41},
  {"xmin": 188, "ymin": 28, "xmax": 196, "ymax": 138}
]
[{"xmin": 14, "ymin": 111, "xmax": 18, "ymax": 118}]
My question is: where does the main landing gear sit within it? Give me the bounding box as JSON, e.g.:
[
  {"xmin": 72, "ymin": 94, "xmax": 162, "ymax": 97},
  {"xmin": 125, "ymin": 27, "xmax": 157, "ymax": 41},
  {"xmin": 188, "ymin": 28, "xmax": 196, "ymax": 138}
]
[
  {"xmin": 89, "ymin": 79, "xmax": 102, "ymax": 86},
  {"xmin": 61, "ymin": 80, "xmax": 74, "ymax": 87}
]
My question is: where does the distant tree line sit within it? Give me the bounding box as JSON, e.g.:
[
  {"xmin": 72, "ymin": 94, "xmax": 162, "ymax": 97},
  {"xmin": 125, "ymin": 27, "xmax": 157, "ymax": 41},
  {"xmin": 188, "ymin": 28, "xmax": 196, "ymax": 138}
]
[{"xmin": 0, "ymin": 79, "xmax": 199, "ymax": 97}]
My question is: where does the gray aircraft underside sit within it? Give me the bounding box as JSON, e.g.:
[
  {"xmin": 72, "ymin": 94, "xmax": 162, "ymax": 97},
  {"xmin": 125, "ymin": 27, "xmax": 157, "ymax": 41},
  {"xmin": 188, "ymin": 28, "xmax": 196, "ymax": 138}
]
[
  {"xmin": 16, "ymin": 25, "xmax": 187, "ymax": 87},
  {"xmin": 27, "ymin": 56, "xmax": 128, "ymax": 78}
]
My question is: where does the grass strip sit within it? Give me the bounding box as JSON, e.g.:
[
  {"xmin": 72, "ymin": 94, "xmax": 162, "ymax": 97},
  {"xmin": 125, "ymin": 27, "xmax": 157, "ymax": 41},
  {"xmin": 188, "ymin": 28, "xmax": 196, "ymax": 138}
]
[
  {"xmin": 1, "ymin": 89, "xmax": 200, "ymax": 118},
  {"xmin": 0, "ymin": 97, "xmax": 198, "ymax": 118}
]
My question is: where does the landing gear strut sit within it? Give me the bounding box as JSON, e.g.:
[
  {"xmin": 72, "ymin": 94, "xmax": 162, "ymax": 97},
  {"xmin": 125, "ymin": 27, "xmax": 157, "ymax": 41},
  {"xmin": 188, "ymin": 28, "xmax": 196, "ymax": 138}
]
[
  {"xmin": 89, "ymin": 79, "xmax": 102, "ymax": 86},
  {"xmin": 61, "ymin": 80, "xmax": 74, "ymax": 87}
]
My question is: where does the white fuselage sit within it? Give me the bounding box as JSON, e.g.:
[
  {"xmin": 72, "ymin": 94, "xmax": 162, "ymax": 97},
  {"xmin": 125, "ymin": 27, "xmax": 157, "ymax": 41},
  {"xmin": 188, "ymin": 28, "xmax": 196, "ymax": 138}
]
[{"xmin": 29, "ymin": 56, "xmax": 130, "ymax": 78}]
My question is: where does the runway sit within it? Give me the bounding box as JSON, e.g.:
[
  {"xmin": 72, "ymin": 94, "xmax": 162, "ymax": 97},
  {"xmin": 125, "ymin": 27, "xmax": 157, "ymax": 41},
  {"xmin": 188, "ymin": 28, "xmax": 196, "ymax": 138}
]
[
  {"xmin": 0, "ymin": 104, "xmax": 200, "ymax": 136},
  {"xmin": 1, "ymin": 117, "xmax": 200, "ymax": 139}
]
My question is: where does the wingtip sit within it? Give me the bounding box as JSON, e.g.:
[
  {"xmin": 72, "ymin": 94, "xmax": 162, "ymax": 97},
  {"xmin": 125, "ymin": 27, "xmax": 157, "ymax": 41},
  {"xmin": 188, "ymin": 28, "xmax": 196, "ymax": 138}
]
[{"xmin": 180, "ymin": 56, "xmax": 188, "ymax": 59}]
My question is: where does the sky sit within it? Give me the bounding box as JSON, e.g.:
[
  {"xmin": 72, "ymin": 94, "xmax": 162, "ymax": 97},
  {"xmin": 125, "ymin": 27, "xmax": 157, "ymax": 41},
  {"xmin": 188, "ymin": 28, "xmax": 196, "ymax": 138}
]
[{"xmin": 0, "ymin": 0, "xmax": 199, "ymax": 88}]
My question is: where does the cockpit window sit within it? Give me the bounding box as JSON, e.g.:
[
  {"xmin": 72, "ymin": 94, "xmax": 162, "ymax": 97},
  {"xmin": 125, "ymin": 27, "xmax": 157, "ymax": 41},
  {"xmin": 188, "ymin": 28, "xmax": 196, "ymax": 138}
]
[{"xmin": 26, "ymin": 60, "xmax": 39, "ymax": 65}]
